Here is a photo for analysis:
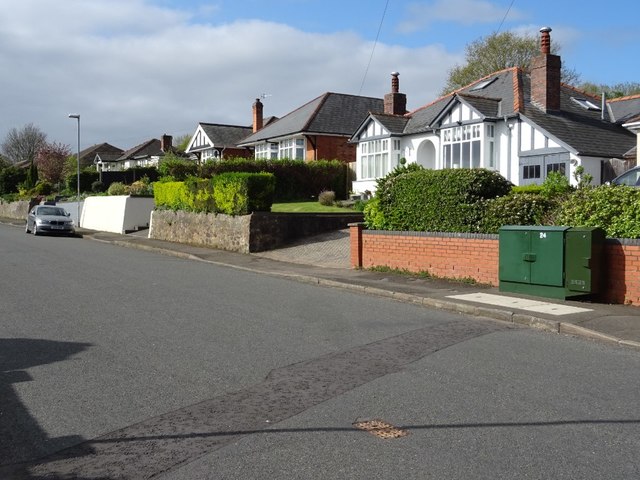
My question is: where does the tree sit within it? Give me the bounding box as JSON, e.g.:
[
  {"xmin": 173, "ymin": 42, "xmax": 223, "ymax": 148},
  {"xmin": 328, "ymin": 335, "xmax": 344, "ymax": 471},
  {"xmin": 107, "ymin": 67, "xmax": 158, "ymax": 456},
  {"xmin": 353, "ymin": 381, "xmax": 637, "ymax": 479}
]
[
  {"xmin": 36, "ymin": 142, "xmax": 71, "ymax": 186},
  {"xmin": 441, "ymin": 31, "xmax": 579, "ymax": 95},
  {"xmin": 1, "ymin": 123, "xmax": 47, "ymax": 165},
  {"xmin": 578, "ymin": 82, "xmax": 640, "ymax": 99},
  {"xmin": 173, "ymin": 133, "xmax": 192, "ymax": 152}
]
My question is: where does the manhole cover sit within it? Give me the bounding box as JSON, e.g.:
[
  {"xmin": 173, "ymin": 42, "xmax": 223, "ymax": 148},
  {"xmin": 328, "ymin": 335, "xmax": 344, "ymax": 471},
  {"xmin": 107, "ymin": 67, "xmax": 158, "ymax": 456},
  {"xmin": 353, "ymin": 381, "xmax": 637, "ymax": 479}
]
[{"xmin": 353, "ymin": 419, "xmax": 409, "ymax": 439}]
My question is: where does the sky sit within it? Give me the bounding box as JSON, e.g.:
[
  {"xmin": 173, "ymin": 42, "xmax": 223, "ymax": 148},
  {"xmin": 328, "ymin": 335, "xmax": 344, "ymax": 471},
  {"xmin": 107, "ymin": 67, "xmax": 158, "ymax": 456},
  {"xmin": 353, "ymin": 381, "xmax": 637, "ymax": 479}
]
[{"xmin": 1, "ymin": 0, "xmax": 639, "ymax": 154}]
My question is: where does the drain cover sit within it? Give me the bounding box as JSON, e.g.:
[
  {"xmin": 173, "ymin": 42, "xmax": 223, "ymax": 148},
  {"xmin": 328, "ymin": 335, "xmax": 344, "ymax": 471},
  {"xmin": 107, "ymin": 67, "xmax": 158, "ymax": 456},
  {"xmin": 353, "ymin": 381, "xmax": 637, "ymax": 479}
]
[{"xmin": 353, "ymin": 419, "xmax": 409, "ymax": 439}]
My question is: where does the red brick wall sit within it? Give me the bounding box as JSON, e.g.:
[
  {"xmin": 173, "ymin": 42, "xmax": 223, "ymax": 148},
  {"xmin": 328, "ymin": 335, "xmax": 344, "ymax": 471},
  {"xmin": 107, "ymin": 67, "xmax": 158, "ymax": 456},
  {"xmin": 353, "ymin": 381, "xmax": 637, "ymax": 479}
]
[
  {"xmin": 307, "ymin": 136, "xmax": 355, "ymax": 163},
  {"xmin": 350, "ymin": 225, "xmax": 640, "ymax": 306},
  {"xmin": 602, "ymin": 241, "xmax": 640, "ymax": 305}
]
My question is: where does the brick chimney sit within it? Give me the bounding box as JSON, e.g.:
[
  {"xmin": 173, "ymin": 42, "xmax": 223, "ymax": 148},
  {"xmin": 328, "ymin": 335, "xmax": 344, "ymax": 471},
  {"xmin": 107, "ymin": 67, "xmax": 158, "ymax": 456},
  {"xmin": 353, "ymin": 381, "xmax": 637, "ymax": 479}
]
[
  {"xmin": 160, "ymin": 134, "xmax": 173, "ymax": 152},
  {"xmin": 253, "ymin": 98, "xmax": 264, "ymax": 133},
  {"xmin": 384, "ymin": 72, "xmax": 407, "ymax": 115},
  {"xmin": 530, "ymin": 27, "xmax": 561, "ymax": 112}
]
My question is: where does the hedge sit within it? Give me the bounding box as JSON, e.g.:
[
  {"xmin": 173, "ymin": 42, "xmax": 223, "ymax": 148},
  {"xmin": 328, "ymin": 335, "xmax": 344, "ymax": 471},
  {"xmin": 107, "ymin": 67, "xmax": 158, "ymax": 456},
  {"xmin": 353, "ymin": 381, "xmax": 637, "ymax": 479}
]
[
  {"xmin": 369, "ymin": 166, "xmax": 512, "ymax": 232},
  {"xmin": 212, "ymin": 172, "xmax": 275, "ymax": 215},
  {"xmin": 200, "ymin": 158, "xmax": 348, "ymax": 201},
  {"xmin": 153, "ymin": 181, "xmax": 190, "ymax": 211}
]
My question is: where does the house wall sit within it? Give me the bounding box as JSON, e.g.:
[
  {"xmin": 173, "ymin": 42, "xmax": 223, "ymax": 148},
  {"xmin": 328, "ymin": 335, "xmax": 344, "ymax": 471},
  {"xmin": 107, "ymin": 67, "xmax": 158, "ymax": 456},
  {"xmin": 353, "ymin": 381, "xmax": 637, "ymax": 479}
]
[
  {"xmin": 350, "ymin": 224, "xmax": 640, "ymax": 306},
  {"xmin": 309, "ymin": 136, "xmax": 356, "ymax": 163}
]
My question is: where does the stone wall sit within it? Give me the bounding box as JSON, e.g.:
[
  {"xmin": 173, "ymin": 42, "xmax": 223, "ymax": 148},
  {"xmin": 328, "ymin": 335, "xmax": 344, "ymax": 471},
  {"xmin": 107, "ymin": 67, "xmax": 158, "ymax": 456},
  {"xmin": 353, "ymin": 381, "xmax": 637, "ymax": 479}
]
[
  {"xmin": 0, "ymin": 200, "xmax": 30, "ymax": 219},
  {"xmin": 150, "ymin": 210, "xmax": 252, "ymax": 253},
  {"xmin": 150, "ymin": 210, "xmax": 363, "ymax": 254}
]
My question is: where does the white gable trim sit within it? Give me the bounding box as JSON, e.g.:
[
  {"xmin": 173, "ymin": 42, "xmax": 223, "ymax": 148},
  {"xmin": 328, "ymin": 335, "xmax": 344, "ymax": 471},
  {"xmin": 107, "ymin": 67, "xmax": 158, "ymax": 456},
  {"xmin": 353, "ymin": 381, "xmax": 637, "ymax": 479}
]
[
  {"xmin": 185, "ymin": 125, "xmax": 214, "ymax": 153},
  {"xmin": 432, "ymin": 96, "xmax": 484, "ymax": 128},
  {"xmin": 354, "ymin": 117, "xmax": 390, "ymax": 142},
  {"xmin": 518, "ymin": 114, "xmax": 577, "ymax": 156}
]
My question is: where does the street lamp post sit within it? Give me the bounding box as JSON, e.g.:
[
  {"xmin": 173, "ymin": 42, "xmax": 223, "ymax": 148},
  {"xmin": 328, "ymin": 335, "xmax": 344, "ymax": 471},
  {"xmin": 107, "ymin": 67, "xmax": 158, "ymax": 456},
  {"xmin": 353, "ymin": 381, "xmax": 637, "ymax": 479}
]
[{"xmin": 68, "ymin": 114, "xmax": 80, "ymax": 227}]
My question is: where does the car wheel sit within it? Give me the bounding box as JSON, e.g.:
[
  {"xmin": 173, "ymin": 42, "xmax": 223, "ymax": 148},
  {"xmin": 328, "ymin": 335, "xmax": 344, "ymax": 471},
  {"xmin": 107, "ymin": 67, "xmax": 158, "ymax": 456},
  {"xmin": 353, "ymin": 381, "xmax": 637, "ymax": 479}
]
[
  {"xmin": 32, "ymin": 223, "xmax": 38, "ymax": 236},
  {"xmin": 25, "ymin": 222, "xmax": 30, "ymax": 234}
]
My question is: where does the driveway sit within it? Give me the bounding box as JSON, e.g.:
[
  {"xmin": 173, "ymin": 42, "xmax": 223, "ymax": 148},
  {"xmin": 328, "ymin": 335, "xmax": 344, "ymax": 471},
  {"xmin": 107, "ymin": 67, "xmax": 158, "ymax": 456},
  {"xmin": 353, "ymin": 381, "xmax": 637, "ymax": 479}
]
[{"xmin": 252, "ymin": 228, "xmax": 351, "ymax": 268}]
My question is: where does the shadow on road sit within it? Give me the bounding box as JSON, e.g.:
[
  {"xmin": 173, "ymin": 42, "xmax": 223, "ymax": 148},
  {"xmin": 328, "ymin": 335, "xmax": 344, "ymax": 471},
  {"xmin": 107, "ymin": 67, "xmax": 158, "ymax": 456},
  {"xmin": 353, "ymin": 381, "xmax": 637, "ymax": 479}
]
[{"xmin": 0, "ymin": 337, "xmax": 105, "ymax": 479}]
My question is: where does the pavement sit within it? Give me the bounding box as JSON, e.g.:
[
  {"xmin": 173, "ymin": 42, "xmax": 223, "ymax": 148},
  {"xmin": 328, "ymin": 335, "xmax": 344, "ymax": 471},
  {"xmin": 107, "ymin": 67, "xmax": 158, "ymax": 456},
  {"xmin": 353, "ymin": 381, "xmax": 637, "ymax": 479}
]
[{"xmin": 5, "ymin": 217, "xmax": 640, "ymax": 350}]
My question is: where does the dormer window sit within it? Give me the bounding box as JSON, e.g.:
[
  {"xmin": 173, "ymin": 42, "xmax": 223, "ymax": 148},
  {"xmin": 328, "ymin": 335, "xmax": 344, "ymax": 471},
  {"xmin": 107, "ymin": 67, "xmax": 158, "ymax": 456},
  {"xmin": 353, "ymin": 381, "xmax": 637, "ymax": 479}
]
[{"xmin": 571, "ymin": 97, "xmax": 601, "ymax": 111}]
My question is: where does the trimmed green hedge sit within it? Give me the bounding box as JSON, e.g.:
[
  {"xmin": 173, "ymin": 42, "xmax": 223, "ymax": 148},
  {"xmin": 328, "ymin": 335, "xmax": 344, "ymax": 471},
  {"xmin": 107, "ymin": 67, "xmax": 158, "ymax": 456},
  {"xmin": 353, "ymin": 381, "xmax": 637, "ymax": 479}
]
[
  {"xmin": 369, "ymin": 166, "xmax": 512, "ymax": 232},
  {"xmin": 201, "ymin": 158, "xmax": 348, "ymax": 201},
  {"xmin": 154, "ymin": 173, "xmax": 274, "ymax": 215},
  {"xmin": 213, "ymin": 172, "xmax": 275, "ymax": 215},
  {"xmin": 480, "ymin": 193, "xmax": 556, "ymax": 234},
  {"xmin": 154, "ymin": 181, "xmax": 190, "ymax": 211}
]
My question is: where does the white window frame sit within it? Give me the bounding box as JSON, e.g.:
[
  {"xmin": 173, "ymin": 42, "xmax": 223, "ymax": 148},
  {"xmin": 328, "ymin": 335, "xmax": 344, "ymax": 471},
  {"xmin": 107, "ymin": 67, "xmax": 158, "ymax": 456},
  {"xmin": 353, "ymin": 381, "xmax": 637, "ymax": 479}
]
[
  {"xmin": 255, "ymin": 143, "xmax": 278, "ymax": 160},
  {"xmin": 359, "ymin": 138, "xmax": 390, "ymax": 180},
  {"xmin": 441, "ymin": 124, "xmax": 482, "ymax": 169},
  {"xmin": 278, "ymin": 137, "xmax": 305, "ymax": 160}
]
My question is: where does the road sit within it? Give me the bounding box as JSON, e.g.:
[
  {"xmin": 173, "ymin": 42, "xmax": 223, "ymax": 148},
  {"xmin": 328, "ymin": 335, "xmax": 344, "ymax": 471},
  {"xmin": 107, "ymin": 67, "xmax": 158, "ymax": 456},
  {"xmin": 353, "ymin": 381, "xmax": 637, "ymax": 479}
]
[{"xmin": 1, "ymin": 224, "xmax": 639, "ymax": 479}]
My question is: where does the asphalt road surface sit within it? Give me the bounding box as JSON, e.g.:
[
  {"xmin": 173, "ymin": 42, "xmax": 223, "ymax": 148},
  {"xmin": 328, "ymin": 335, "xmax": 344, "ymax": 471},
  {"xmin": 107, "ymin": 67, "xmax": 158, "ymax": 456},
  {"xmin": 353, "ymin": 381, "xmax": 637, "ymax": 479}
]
[{"xmin": 1, "ymin": 224, "xmax": 639, "ymax": 479}]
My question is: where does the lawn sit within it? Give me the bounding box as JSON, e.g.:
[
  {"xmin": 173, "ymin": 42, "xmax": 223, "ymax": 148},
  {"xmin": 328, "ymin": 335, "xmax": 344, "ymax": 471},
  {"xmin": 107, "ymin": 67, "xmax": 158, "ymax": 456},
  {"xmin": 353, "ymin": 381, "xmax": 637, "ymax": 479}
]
[{"xmin": 271, "ymin": 201, "xmax": 355, "ymax": 213}]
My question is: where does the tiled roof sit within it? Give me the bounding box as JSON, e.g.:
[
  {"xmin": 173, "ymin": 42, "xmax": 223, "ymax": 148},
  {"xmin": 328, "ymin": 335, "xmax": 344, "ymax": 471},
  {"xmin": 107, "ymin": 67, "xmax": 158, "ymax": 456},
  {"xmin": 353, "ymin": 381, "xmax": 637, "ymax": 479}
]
[
  {"xmin": 117, "ymin": 139, "xmax": 162, "ymax": 160},
  {"xmin": 397, "ymin": 67, "xmax": 635, "ymax": 158},
  {"xmin": 238, "ymin": 92, "xmax": 383, "ymax": 145},
  {"xmin": 609, "ymin": 94, "xmax": 640, "ymax": 123},
  {"xmin": 79, "ymin": 142, "xmax": 123, "ymax": 160},
  {"xmin": 369, "ymin": 113, "xmax": 410, "ymax": 135},
  {"xmin": 196, "ymin": 123, "xmax": 253, "ymax": 151}
]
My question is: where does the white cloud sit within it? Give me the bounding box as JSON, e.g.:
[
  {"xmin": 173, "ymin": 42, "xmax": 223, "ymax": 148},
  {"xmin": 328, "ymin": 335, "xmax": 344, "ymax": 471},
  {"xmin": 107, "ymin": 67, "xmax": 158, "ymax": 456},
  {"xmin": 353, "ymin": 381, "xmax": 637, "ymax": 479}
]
[
  {"xmin": 397, "ymin": 0, "xmax": 525, "ymax": 34},
  {"xmin": 0, "ymin": 0, "xmax": 458, "ymax": 151}
]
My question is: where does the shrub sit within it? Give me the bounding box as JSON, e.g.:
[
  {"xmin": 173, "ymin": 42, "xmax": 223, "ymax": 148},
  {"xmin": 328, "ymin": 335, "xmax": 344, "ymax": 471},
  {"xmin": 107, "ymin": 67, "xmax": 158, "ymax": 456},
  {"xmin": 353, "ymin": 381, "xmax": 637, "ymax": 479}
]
[
  {"xmin": 541, "ymin": 171, "xmax": 572, "ymax": 199},
  {"xmin": 91, "ymin": 180, "xmax": 106, "ymax": 193},
  {"xmin": 480, "ymin": 193, "xmax": 556, "ymax": 233},
  {"xmin": 184, "ymin": 176, "xmax": 215, "ymax": 212},
  {"xmin": 555, "ymin": 185, "xmax": 640, "ymax": 238},
  {"xmin": 200, "ymin": 158, "xmax": 348, "ymax": 201},
  {"xmin": 352, "ymin": 199, "xmax": 369, "ymax": 212},
  {"xmin": 213, "ymin": 172, "xmax": 275, "ymax": 215},
  {"xmin": 318, "ymin": 190, "xmax": 335, "ymax": 206},
  {"xmin": 363, "ymin": 197, "xmax": 390, "ymax": 230},
  {"xmin": 153, "ymin": 181, "xmax": 190, "ymax": 211},
  {"xmin": 371, "ymin": 167, "xmax": 512, "ymax": 232},
  {"xmin": 158, "ymin": 156, "xmax": 198, "ymax": 181},
  {"xmin": 34, "ymin": 181, "xmax": 53, "ymax": 196},
  {"xmin": 65, "ymin": 170, "xmax": 99, "ymax": 193},
  {"xmin": 107, "ymin": 182, "xmax": 129, "ymax": 196},
  {"xmin": 129, "ymin": 177, "xmax": 154, "ymax": 197},
  {"xmin": 0, "ymin": 166, "xmax": 26, "ymax": 194},
  {"xmin": 512, "ymin": 184, "xmax": 543, "ymax": 195}
]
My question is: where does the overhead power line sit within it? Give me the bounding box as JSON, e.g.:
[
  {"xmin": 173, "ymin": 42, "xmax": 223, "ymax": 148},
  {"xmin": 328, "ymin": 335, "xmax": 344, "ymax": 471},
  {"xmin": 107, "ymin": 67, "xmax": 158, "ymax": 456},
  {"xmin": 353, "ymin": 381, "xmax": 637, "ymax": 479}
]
[{"xmin": 359, "ymin": 0, "xmax": 390, "ymax": 95}]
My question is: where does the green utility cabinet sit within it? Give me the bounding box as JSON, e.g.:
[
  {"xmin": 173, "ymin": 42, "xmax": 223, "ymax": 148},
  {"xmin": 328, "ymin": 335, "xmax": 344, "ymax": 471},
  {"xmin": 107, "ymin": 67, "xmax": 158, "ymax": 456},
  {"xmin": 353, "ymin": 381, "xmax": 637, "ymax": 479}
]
[{"xmin": 499, "ymin": 226, "xmax": 605, "ymax": 299}]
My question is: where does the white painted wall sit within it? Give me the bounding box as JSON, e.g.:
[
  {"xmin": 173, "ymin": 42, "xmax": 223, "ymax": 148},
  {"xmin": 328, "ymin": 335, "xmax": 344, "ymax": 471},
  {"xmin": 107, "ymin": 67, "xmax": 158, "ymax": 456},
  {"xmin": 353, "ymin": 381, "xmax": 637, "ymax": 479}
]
[{"xmin": 80, "ymin": 196, "xmax": 155, "ymax": 234}]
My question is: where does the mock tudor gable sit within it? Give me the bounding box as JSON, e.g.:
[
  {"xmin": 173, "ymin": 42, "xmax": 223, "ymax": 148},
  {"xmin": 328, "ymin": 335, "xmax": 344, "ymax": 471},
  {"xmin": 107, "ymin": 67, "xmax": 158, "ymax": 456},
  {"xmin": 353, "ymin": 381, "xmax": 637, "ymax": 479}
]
[{"xmin": 351, "ymin": 28, "xmax": 637, "ymax": 194}]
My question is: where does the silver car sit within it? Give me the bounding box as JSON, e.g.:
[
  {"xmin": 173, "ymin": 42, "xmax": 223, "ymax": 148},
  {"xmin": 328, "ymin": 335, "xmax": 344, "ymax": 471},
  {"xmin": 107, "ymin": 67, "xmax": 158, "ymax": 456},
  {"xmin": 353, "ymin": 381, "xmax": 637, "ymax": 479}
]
[
  {"xmin": 25, "ymin": 205, "xmax": 76, "ymax": 236},
  {"xmin": 611, "ymin": 166, "xmax": 640, "ymax": 187}
]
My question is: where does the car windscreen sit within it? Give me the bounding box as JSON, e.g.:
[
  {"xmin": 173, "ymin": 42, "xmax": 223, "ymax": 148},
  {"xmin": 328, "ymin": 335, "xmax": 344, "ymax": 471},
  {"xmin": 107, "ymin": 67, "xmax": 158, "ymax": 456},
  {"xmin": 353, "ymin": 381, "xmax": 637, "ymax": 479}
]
[{"xmin": 38, "ymin": 207, "xmax": 66, "ymax": 216}]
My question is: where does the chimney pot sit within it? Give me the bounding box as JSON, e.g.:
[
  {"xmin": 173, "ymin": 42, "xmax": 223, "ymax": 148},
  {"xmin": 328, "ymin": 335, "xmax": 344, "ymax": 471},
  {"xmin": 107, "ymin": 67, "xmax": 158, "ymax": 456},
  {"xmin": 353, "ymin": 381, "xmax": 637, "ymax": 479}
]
[
  {"xmin": 391, "ymin": 71, "xmax": 400, "ymax": 93},
  {"xmin": 384, "ymin": 72, "xmax": 407, "ymax": 115},
  {"xmin": 539, "ymin": 26, "xmax": 552, "ymax": 54}
]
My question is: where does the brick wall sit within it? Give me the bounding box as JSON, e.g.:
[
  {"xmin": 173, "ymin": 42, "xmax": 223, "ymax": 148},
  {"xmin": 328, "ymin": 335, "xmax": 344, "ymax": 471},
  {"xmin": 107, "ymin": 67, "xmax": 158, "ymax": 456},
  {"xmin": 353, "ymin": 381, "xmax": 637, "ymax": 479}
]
[
  {"xmin": 350, "ymin": 224, "xmax": 640, "ymax": 306},
  {"xmin": 308, "ymin": 136, "xmax": 356, "ymax": 163}
]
